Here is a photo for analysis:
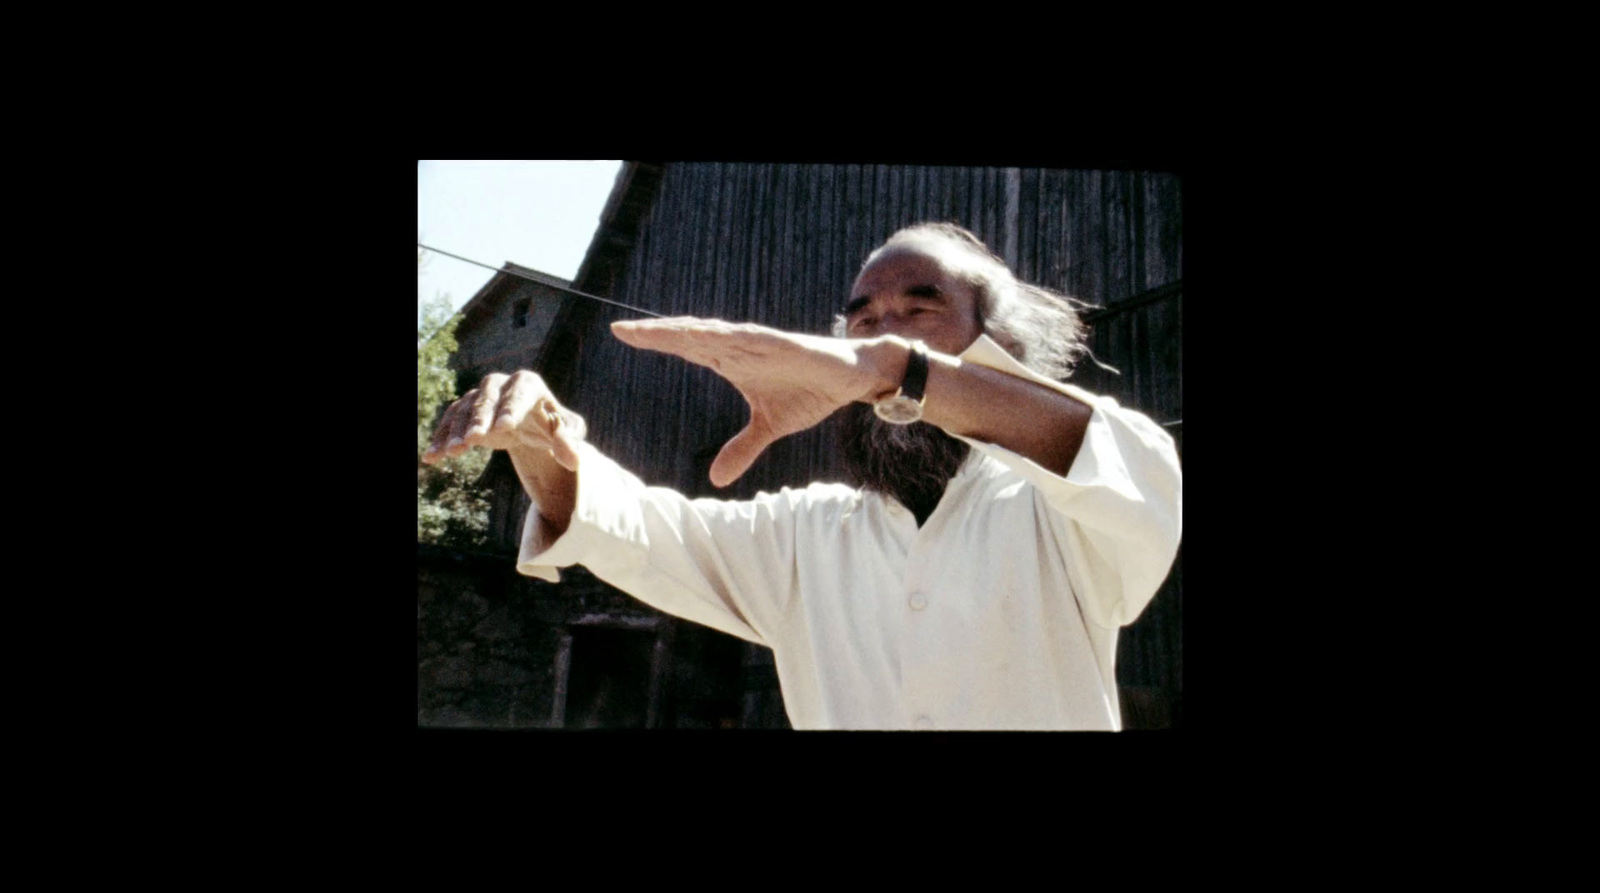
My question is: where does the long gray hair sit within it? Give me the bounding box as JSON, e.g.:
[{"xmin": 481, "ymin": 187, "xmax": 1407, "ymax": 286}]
[{"xmin": 835, "ymin": 222, "xmax": 1098, "ymax": 381}]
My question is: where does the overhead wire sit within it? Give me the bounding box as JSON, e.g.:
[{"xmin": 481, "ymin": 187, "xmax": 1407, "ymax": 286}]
[{"xmin": 419, "ymin": 243, "xmax": 667, "ymax": 318}]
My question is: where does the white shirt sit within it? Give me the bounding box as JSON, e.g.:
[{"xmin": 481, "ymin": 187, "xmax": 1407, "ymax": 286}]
[{"xmin": 517, "ymin": 335, "xmax": 1182, "ymax": 730}]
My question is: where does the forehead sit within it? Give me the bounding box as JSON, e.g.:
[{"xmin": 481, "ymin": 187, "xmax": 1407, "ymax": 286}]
[{"xmin": 852, "ymin": 240, "xmax": 967, "ymax": 293}]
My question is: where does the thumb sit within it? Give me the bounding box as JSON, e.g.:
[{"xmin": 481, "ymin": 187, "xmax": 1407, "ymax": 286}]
[
  {"xmin": 549, "ymin": 426, "xmax": 583, "ymax": 472},
  {"xmin": 709, "ymin": 422, "xmax": 774, "ymax": 488}
]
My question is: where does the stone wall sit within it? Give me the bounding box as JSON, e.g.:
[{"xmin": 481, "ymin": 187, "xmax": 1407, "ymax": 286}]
[{"xmin": 418, "ymin": 544, "xmax": 759, "ymax": 729}]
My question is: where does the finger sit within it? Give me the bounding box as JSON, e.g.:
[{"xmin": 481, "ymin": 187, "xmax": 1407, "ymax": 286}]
[
  {"xmin": 425, "ymin": 396, "xmax": 470, "ymax": 463},
  {"xmin": 509, "ymin": 395, "xmax": 577, "ymax": 464},
  {"xmin": 610, "ymin": 317, "xmax": 703, "ymax": 344},
  {"xmin": 708, "ymin": 421, "xmax": 775, "ymax": 488},
  {"xmin": 611, "ymin": 318, "xmax": 738, "ymax": 368},
  {"xmin": 492, "ymin": 371, "xmax": 546, "ymax": 439},
  {"xmin": 549, "ymin": 423, "xmax": 583, "ymax": 472},
  {"xmin": 460, "ymin": 374, "xmax": 507, "ymax": 449},
  {"xmin": 441, "ymin": 390, "xmax": 481, "ymax": 457}
]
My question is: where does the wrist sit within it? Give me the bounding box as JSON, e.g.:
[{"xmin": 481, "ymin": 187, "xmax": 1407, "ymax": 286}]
[{"xmin": 859, "ymin": 336, "xmax": 913, "ymax": 402}]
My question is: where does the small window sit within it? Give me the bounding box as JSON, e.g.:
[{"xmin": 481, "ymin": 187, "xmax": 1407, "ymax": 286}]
[{"xmin": 513, "ymin": 299, "xmax": 531, "ymax": 329}]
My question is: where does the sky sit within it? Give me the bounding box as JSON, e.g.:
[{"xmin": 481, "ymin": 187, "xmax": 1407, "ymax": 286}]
[{"xmin": 417, "ymin": 160, "xmax": 623, "ymax": 327}]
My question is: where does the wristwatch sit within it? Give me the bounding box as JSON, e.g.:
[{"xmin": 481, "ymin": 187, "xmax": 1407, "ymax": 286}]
[{"xmin": 873, "ymin": 340, "xmax": 931, "ymax": 425}]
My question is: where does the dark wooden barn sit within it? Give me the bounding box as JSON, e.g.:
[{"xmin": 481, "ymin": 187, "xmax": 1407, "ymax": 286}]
[{"xmin": 417, "ymin": 160, "xmax": 1183, "ymax": 730}]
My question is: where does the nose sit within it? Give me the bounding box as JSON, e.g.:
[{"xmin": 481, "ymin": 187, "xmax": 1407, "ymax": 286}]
[{"xmin": 876, "ymin": 310, "xmax": 917, "ymax": 336}]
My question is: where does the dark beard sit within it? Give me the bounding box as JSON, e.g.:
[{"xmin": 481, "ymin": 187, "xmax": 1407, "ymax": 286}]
[{"xmin": 838, "ymin": 402, "xmax": 971, "ymax": 525}]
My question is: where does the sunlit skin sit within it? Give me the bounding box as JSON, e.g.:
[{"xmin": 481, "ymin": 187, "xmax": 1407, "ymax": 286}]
[{"xmin": 423, "ymin": 238, "xmax": 1093, "ymax": 538}]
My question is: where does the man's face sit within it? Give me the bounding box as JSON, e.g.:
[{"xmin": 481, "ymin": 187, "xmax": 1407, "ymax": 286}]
[{"xmin": 844, "ymin": 240, "xmax": 984, "ymax": 356}]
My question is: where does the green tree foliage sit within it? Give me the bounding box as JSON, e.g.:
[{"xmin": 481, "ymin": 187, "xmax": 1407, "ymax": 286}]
[{"xmin": 417, "ymin": 259, "xmax": 492, "ymax": 549}]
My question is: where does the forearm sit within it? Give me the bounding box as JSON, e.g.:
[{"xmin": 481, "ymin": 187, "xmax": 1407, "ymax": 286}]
[
  {"xmin": 861, "ymin": 339, "xmax": 1093, "ymax": 477},
  {"xmin": 509, "ymin": 443, "xmax": 577, "ymax": 539}
]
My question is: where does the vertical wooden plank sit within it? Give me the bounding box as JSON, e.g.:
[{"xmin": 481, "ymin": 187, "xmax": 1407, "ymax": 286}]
[
  {"xmin": 661, "ymin": 163, "xmax": 684, "ymax": 319},
  {"xmin": 1083, "ymin": 170, "xmax": 1105, "ymax": 304},
  {"xmin": 833, "ymin": 163, "xmax": 849, "ymax": 302},
  {"xmin": 810, "ymin": 164, "xmax": 829, "ymax": 331},
  {"xmin": 988, "ymin": 166, "xmax": 1003, "ymax": 250},
  {"xmin": 944, "ymin": 164, "xmax": 960, "ymax": 224},
  {"xmin": 987, "ymin": 166, "xmax": 1001, "ymax": 249},
  {"xmin": 802, "ymin": 164, "xmax": 820, "ymax": 332},
  {"xmin": 946, "ymin": 166, "xmax": 965, "ymax": 232},
  {"xmin": 1139, "ymin": 170, "xmax": 1159, "ymax": 290},
  {"xmin": 690, "ymin": 162, "xmax": 709, "ymax": 314},
  {"xmin": 1171, "ymin": 173, "xmax": 1184, "ymax": 283},
  {"xmin": 1068, "ymin": 168, "xmax": 1085, "ymax": 300},
  {"xmin": 645, "ymin": 625, "xmax": 672, "ymax": 729},
  {"xmin": 797, "ymin": 164, "xmax": 817, "ymax": 332},
  {"xmin": 1002, "ymin": 167, "xmax": 1020, "ymax": 271},
  {"xmin": 968, "ymin": 165, "xmax": 987, "ymax": 235},
  {"xmin": 775, "ymin": 163, "xmax": 795, "ymax": 329},
  {"xmin": 1044, "ymin": 168, "xmax": 1066, "ymax": 294},
  {"xmin": 719, "ymin": 161, "xmax": 737, "ymax": 322},
  {"xmin": 820, "ymin": 166, "xmax": 838, "ymax": 329},
  {"xmin": 873, "ymin": 164, "xmax": 891, "ymax": 246},
  {"xmin": 550, "ymin": 632, "xmax": 573, "ymax": 727},
  {"xmin": 1130, "ymin": 170, "xmax": 1147, "ymax": 295},
  {"xmin": 692, "ymin": 162, "xmax": 713, "ymax": 314},
  {"xmin": 700, "ymin": 162, "xmax": 722, "ymax": 315},
  {"xmin": 666, "ymin": 167, "xmax": 694, "ymax": 480},
  {"xmin": 900, "ymin": 165, "xmax": 915, "ymax": 231},
  {"xmin": 974, "ymin": 167, "xmax": 990, "ymax": 246},
  {"xmin": 973, "ymin": 165, "xmax": 990, "ymax": 234},
  {"xmin": 1146, "ymin": 289, "xmax": 1181, "ymax": 425},
  {"xmin": 943, "ymin": 166, "xmax": 962, "ymax": 232},
  {"xmin": 1104, "ymin": 168, "xmax": 1130, "ymax": 304},
  {"xmin": 712, "ymin": 161, "xmax": 734, "ymax": 319},
  {"xmin": 748, "ymin": 163, "xmax": 771, "ymax": 323},
  {"xmin": 885, "ymin": 165, "xmax": 903, "ymax": 237},
  {"xmin": 676, "ymin": 163, "xmax": 698, "ymax": 317},
  {"xmin": 841, "ymin": 163, "xmax": 859, "ymax": 282},
  {"xmin": 1016, "ymin": 167, "xmax": 1037, "ymax": 283},
  {"xmin": 1026, "ymin": 167, "xmax": 1043, "ymax": 288},
  {"xmin": 733, "ymin": 161, "xmax": 754, "ymax": 321},
  {"xmin": 912, "ymin": 164, "xmax": 929, "ymax": 225},
  {"xmin": 764, "ymin": 163, "xmax": 782, "ymax": 326},
  {"xmin": 967, "ymin": 167, "xmax": 984, "ymax": 243}
]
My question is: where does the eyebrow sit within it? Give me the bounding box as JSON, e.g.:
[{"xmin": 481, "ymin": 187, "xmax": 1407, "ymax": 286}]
[{"xmin": 842, "ymin": 283, "xmax": 944, "ymax": 316}]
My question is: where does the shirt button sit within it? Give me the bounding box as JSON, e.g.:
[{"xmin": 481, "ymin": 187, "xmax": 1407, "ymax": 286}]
[
  {"xmin": 915, "ymin": 716, "xmax": 935, "ymax": 730},
  {"xmin": 908, "ymin": 592, "xmax": 928, "ymax": 611}
]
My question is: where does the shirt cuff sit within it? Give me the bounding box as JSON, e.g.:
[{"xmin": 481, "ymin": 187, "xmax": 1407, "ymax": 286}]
[
  {"xmin": 952, "ymin": 334, "xmax": 1147, "ymax": 498},
  {"xmin": 514, "ymin": 439, "xmax": 651, "ymax": 583},
  {"xmin": 949, "ymin": 334, "xmax": 1181, "ymax": 547}
]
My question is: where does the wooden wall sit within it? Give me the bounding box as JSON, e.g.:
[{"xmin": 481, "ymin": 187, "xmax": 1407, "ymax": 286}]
[{"xmin": 554, "ymin": 163, "xmax": 1180, "ymax": 488}]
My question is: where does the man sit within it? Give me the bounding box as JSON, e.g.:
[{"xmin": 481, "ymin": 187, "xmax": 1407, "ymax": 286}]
[{"xmin": 424, "ymin": 223, "xmax": 1182, "ymax": 730}]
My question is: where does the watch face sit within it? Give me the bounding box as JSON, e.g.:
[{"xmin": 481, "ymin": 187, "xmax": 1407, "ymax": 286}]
[{"xmin": 874, "ymin": 396, "xmax": 923, "ymax": 425}]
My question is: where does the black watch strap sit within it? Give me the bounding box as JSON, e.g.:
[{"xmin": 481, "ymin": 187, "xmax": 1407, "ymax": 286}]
[{"xmin": 899, "ymin": 341, "xmax": 930, "ymax": 401}]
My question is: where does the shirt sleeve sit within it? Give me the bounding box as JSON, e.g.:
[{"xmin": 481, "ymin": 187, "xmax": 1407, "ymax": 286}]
[
  {"xmin": 950, "ymin": 336, "xmax": 1183, "ymax": 630},
  {"xmin": 514, "ymin": 439, "xmax": 813, "ymax": 647}
]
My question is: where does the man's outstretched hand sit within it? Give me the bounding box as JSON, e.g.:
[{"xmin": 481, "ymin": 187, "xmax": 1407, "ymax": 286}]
[
  {"xmin": 612, "ymin": 318, "xmax": 900, "ymax": 488},
  {"xmin": 422, "ymin": 370, "xmax": 587, "ymax": 472}
]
